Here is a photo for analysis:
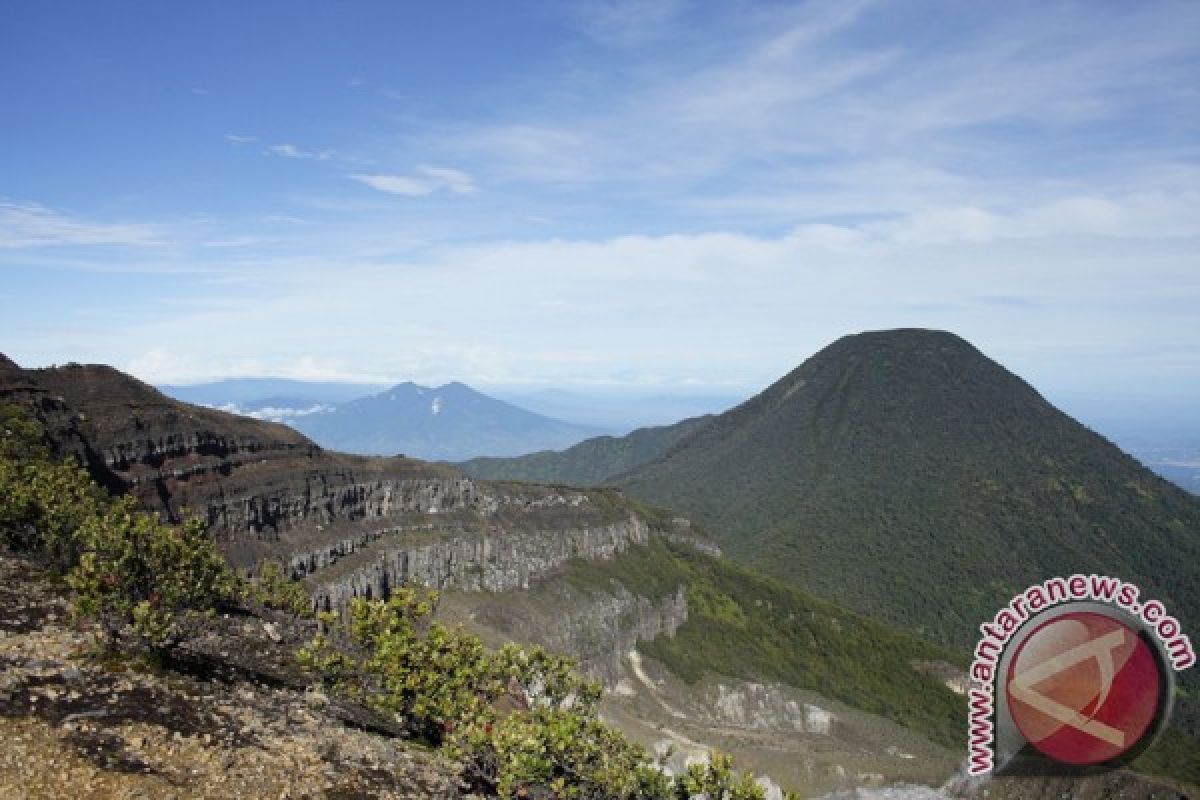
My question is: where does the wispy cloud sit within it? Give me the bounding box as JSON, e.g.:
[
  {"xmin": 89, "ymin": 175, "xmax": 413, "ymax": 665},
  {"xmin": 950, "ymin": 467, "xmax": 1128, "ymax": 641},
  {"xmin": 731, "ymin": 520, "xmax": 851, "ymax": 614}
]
[
  {"xmin": 573, "ymin": 0, "xmax": 687, "ymax": 46},
  {"xmin": 416, "ymin": 166, "xmax": 477, "ymax": 194},
  {"xmin": 351, "ymin": 174, "xmax": 431, "ymax": 196},
  {"xmin": 201, "ymin": 236, "xmax": 265, "ymax": 249},
  {"xmin": 268, "ymin": 143, "xmax": 334, "ymax": 160},
  {"xmin": 260, "ymin": 213, "xmax": 312, "ymax": 226},
  {"xmin": 77, "ymin": 216, "xmax": 1197, "ymax": 393},
  {"xmin": 865, "ymin": 191, "xmax": 1200, "ymax": 245},
  {"xmin": 421, "ymin": 2, "xmax": 1198, "ymax": 209},
  {"xmin": 351, "ymin": 166, "xmax": 478, "ymax": 197},
  {"xmin": 0, "ymin": 201, "xmax": 163, "ymax": 249},
  {"xmin": 124, "ymin": 347, "xmax": 391, "ymax": 384},
  {"xmin": 5, "ymin": 2, "xmax": 1198, "ymax": 409}
]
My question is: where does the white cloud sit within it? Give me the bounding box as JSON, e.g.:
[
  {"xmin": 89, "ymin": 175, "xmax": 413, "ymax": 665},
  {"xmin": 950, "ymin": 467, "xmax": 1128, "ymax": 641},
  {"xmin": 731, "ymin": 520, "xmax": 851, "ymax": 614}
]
[
  {"xmin": 202, "ymin": 236, "xmax": 264, "ymax": 249},
  {"xmin": 269, "ymin": 143, "xmax": 307, "ymax": 159},
  {"xmin": 268, "ymin": 143, "xmax": 334, "ymax": 160},
  {"xmin": 260, "ymin": 213, "xmax": 312, "ymax": 226},
  {"xmin": 225, "ymin": 133, "xmax": 257, "ymax": 145},
  {"xmin": 125, "ymin": 347, "xmax": 174, "ymax": 382},
  {"xmin": 0, "ymin": 201, "xmax": 162, "ymax": 249},
  {"xmin": 417, "ymin": 165, "xmax": 477, "ymax": 194},
  {"xmin": 77, "ymin": 205, "xmax": 1196, "ymax": 393},
  {"xmin": 418, "ymin": 2, "xmax": 1198, "ymax": 208},
  {"xmin": 868, "ymin": 191, "xmax": 1200, "ymax": 245},
  {"xmin": 211, "ymin": 403, "xmax": 334, "ymax": 423},
  {"xmin": 124, "ymin": 347, "xmax": 391, "ymax": 384},
  {"xmin": 351, "ymin": 173, "xmax": 432, "ymax": 196},
  {"xmin": 351, "ymin": 166, "xmax": 478, "ymax": 197}
]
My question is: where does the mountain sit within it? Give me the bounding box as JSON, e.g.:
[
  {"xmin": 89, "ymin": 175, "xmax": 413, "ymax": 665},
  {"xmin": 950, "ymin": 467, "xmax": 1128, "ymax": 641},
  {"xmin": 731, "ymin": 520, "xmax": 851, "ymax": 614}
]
[
  {"xmin": 459, "ymin": 414, "xmax": 712, "ymax": 485},
  {"xmin": 613, "ymin": 329, "xmax": 1200, "ymax": 650},
  {"xmin": 288, "ymin": 381, "xmax": 604, "ymax": 461}
]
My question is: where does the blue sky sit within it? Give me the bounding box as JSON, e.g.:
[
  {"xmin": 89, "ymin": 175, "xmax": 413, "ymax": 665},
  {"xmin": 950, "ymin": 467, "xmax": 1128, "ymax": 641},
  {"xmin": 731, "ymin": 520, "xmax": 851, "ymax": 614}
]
[{"xmin": 1, "ymin": 1, "xmax": 1197, "ymax": 420}]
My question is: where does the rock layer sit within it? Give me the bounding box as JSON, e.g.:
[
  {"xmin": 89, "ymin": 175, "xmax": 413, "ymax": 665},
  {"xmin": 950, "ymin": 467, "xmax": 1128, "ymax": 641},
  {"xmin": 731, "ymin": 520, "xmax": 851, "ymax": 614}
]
[
  {"xmin": 0, "ymin": 360, "xmax": 655, "ymax": 611},
  {"xmin": 305, "ymin": 515, "xmax": 650, "ymax": 612}
]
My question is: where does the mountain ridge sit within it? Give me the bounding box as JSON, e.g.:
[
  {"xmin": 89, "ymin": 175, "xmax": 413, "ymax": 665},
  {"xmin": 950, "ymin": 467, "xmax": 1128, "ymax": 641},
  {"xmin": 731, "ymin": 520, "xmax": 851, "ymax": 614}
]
[{"xmin": 275, "ymin": 379, "xmax": 604, "ymax": 461}]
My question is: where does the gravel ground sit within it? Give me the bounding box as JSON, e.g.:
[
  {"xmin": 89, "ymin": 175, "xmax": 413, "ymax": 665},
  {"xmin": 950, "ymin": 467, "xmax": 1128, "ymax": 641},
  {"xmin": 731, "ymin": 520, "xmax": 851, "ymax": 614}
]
[{"xmin": 0, "ymin": 553, "xmax": 468, "ymax": 800}]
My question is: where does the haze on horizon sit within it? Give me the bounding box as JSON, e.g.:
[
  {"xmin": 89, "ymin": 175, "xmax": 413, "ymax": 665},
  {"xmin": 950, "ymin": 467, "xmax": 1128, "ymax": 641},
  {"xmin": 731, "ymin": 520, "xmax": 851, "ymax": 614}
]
[{"xmin": 1, "ymin": 1, "xmax": 1197, "ymax": 428}]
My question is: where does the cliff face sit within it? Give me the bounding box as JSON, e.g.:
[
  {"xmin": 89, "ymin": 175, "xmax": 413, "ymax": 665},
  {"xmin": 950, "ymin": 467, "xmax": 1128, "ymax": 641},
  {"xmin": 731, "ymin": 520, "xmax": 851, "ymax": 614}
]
[
  {"xmin": 303, "ymin": 515, "xmax": 651, "ymax": 613},
  {"xmin": 0, "ymin": 360, "xmax": 657, "ymax": 614},
  {"xmin": 441, "ymin": 572, "xmax": 688, "ymax": 686}
]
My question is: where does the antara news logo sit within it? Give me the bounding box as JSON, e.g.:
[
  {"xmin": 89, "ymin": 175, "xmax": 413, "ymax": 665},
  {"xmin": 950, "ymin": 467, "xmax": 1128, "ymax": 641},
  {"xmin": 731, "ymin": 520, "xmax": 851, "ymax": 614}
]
[{"xmin": 967, "ymin": 574, "xmax": 1195, "ymax": 776}]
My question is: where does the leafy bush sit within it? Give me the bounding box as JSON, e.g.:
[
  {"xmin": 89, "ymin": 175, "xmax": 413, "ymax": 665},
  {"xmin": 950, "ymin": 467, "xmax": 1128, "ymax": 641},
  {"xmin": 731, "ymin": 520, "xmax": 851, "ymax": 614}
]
[
  {"xmin": 1, "ymin": 406, "xmax": 108, "ymax": 567},
  {"xmin": 68, "ymin": 496, "xmax": 239, "ymax": 647},
  {"xmin": 454, "ymin": 706, "xmax": 674, "ymax": 799},
  {"xmin": 301, "ymin": 589, "xmax": 779, "ymax": 799},
  {"xmin": 303, "ymin": 588, "xmax": 520, "ymax": 735},
  {"xmin": 248, "ymin": 559, "xmax": 312, "ymax": 617},
  {"xmin": 1, "ymin": 404, "xmax": 239, "ymax": 650},
  {"xmin": 676, "ymin": 753, "xmax": 769, "ymax": 800}
]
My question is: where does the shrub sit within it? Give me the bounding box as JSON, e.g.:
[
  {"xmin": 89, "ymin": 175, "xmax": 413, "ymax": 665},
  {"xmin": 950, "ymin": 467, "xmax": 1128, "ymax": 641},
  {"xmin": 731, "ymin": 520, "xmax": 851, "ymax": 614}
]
[
  {"xmin": 68, "ymin": 496, "xmax": 240, "ymax": 648},
  {"xmin": 0, "ymin": 410, "xmax": 107, "ymax": 567},
  {"xmin": 300, "ymin": 590, "xmax": 780, "ymax": 799},
  {"xmin": 249, "ymin": 559, "xmax": 312, "ymax": 617},
  {"xmin": 455, "ymin": 706, "xmax": 671, "ymax": 799},
  {"xmin": 322, "ymin": 588, "xmax": 505, "ymax": 735},
  {"xmin": 2, "ymin": 405, "xmax": 240, "ymax": 650},
  {"xmin": 675, "ymin": 753, "xmax": 767, "ymax": 800}
]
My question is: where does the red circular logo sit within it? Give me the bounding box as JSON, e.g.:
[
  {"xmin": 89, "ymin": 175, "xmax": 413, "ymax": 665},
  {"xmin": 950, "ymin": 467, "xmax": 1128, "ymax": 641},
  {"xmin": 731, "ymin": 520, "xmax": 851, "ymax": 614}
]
[{"xmin": 1006, "ymin": 611, "xmax": 1163, "ymax": 765}]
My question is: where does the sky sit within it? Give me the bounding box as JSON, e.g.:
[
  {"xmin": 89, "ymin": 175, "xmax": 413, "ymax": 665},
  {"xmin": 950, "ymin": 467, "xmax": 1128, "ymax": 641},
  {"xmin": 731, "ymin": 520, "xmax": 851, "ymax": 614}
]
[{"xmin": 1, "ymin": 1, "xmax": 1197, "ymax": 424}]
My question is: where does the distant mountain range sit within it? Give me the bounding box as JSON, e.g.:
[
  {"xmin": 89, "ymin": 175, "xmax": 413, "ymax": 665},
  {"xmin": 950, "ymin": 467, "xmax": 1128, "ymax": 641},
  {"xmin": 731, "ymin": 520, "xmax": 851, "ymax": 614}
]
[
  {"xmin": 162, "ymin": 378, "xmax": 604, "ymax": 461},
  {"xmin": 292, "ymin": 382, "xmax": 606, "ymax": 461}
]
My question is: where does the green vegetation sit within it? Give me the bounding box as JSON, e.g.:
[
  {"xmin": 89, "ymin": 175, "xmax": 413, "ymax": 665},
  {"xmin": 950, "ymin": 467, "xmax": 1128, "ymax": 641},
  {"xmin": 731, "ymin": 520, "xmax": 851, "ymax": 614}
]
[
  {"xmin": 301, "ymin": 589, "xmax": 786, "ymax": 799},
  {"xmin": 600, "ymin": 330, "xmax": 1200, "ymax": 779},
  {"xmin": 567, "ymin": 536, "xmax": 967, "ymax": 748},
  {"xmin": 68, "ymin": 496, "xmax": 239, "ymax": 647},
  {"xmin": 613, "ymin": 331, "xmax": 1200, "ymax": 652},
  {"xmin": 0, "ymin": 404, "xmax": 107, "ymax": 569},
  {"xmin": 248, "ymin": 559, "xmax": 313, "ymax": 617},
  {"xmin": 459, "ymin": 415, "xmax": 711, "ymax": 486},
  {"xmin": 1, "ymin": 404, "xmax": 242, "ymax": 648}
]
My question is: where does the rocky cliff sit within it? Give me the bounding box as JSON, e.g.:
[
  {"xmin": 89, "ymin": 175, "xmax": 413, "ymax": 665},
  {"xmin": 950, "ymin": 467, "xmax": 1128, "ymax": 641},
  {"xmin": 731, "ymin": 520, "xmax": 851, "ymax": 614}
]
[
  {"xmin": 0, "ymin": 359, "xmax": 660, "ymax": 614},
  {"xmin": 443, "ymin": 576, "xmax": 689, "ymax": 685},
  {"xmin": 303, "ymin": 515, "xmax": 652, "ymax": 613}
]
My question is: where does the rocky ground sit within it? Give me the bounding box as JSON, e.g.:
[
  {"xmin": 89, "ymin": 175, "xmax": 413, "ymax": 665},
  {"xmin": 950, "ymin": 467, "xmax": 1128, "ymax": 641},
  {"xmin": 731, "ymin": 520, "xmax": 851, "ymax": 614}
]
[{"xmin": 0, "ymin": 553, "xmax": 468, "ymax": 799}]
